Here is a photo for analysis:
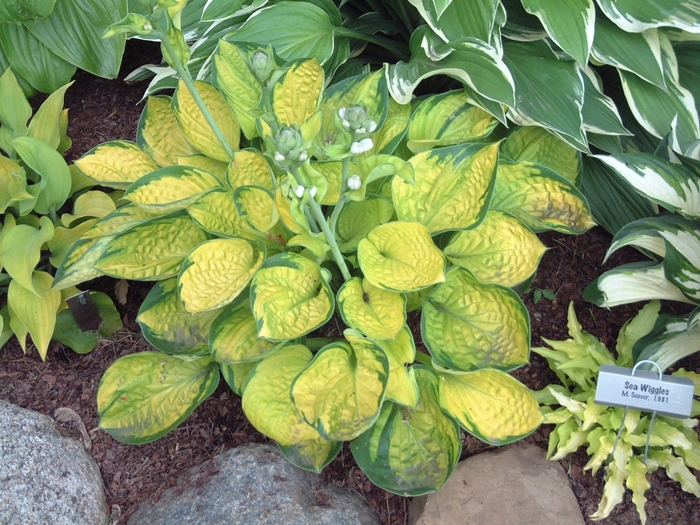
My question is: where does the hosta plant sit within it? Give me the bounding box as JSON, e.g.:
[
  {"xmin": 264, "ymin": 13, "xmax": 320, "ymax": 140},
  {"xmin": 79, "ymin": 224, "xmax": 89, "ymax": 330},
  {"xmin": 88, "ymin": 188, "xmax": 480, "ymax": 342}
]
[
  {"xmin": 61, "ymin": 8, "xmax": 595, "ymax": 493},
  {"xmin": 534, "ymin": 301, "xmax": 700, "ymax": 524},
  {"xmin": 0, "ymin": 67, "xmax": 122, "ymax": 358}
]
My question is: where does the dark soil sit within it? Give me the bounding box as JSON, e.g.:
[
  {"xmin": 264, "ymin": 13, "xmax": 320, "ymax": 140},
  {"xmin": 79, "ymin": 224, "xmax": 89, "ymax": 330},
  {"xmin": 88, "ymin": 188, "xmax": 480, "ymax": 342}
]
[{"xmin": 1, "ymin": 40, "xmax": 699, "ymax": 525}]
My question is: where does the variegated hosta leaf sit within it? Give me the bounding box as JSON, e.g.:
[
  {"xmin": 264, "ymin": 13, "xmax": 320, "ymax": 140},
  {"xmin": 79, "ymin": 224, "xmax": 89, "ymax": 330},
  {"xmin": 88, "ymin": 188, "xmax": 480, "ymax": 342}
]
[
  {"xmin": 250, "ymin": 252, "xmax": 334, "ymax": 340},
  {"xmin": 310, "ymin": 161, "xmax": 343, "ymax": 205},
  {"xmin": 371, "ymin": 97, "xmax": 411, "ymax": 156},
  {"xmin": 337, "ymin": 277, "xmax": 405, "ymax": 340},
  {"xmin": 220, "ymin": 361, "xmax": 257, "ymax": 397},
  {"xmin": 375, "ymin": 325, "xmax": 419, "ymax": 409},
  {"xmin": 209, "ymin": 296, "xmax": 275, "ymax": 364},
  {"xmin": 437, "ymin": 368, "xmax": 544, "ymax": 445},
  {"xmin": 345, "ymin": 155, "xmax": 413, "ymax": 202},
  {"xmin": 291, "ymin": 330, "xmax": 389, "ymax": 441},
  {"xmin": 660, "ymin": 222, "xmax": 700, "ymax": 302},
  {"xmin": 48, "ymin": 218, "xmax": 99, "ymax": 268},
  {"xmin": 443, "ymin": 210, "xmax": 547, "ymax": 287},
  {"xmin": 136, "ymin": 95, "xmax": 197, "ymax": 167},
  {"xmin": 178, "ymin": 238, "xmax": 263, "ymax": 313},
  {"xmin": 422, "ymin": 266, "xmax": 530, "ymax": 371},
  {"xmin": 407, "ymin": 90, "xmax": 498, "ymax": 153},
  {"xmin": 350, "ymin": 366, "xmax": 461, "ymax": 496},
  {"xmin": 272, "ymin": 59, "xmax": 323, "ymax": 127},
  {"xmin": 1, "ymin": 216, "xmax": 53, "ymax": 294},
  {"xmin": 123, "ymin": 165, "xmax": 221, "ymax": 214},
  {"xmin": 595, "ymin": 153, "xmax": 700, "ymax": 218},
  {"xmin": 95, "ymin": 212, "xmax": 208, "ymax": 280},
  {"xmin": 358, "ymin": 221, "xmax": 445, "ymax": 292},
  {"xmin": 596, "ymin": 0, "xmax": 700, "ymax": 34},
  {"xmin": 187, "ymin": 189, "xmax": 264, "ymax": 241},
  {"xmin": 392, "ymin": 143, "xmax": 499, "ymax": 234},
  {"xmin": 635, "ymin": 314, "xmax": 700, "ymax": 371},
  {"xmin": 604, "ymin": 215, "xmax": 680, "ymax": 263},
  {"xmin": 278, "ymin": 438, "xmax": 342, "ymax": 474},
  {"xmin": 580, "ymin": 68, "xmax": 630, "ymax": 137},
  {"xmin": 335, "ymin": 196, "xmax": 395, "ymax": 253},
  {"xmin": 8, "ymin": 271, "xmax": 60, "ymax": 360},
  {"xmin": 492, "ymin": 159, "xmax": 595, "ymax": 234},
  {"xmin": 137, "ymin": 278, "xmax": 222, "ymax": 355},
  {"xmin": 176, "ymin": 155, "xmax": 228, "ymax": 185},
  {"xmin": 172, "ymin": 79, "xmax": 240, "ymax": 162},
  {"xmin": 234, "ymin": 185, "xmax": 279, "ymax": 232},
  {"xmin": 242, "ymin": 345, "xmax": 322, "ymax": 446},
  {"xmin": 97, "ymin": 352, "xmax": 219, "ymax": 444},
  {"xmin": 502, "ymin": 126, "xmax": 581, "ymax": 186},
  {"xmin": 226, "ymin": 149, "xmax": 274, "ymax": 191},
  {"xmin": 74, "ymin": 140, "xmax": 158, "ymax": 189}
]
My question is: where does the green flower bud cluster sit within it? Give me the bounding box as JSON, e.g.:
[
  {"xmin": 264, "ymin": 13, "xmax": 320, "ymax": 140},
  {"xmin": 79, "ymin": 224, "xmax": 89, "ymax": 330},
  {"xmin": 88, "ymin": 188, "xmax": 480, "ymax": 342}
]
[
  {"xmin": 249, "ymin": 50, "xmax": 273, "ymax": 83},
  {"xmin": 267, "ymin": 124, "xmax": 311, "ymax": 169}
]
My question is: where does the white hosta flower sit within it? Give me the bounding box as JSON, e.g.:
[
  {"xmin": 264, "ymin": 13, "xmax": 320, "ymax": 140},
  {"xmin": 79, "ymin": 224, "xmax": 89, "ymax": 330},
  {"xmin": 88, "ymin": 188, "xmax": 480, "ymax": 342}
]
[
  {"xmin": 294, "ymin": 185, "xmax": 305, "ymax": 198},
  {"xmin": 274, "ymin": 152, "xmax": 286, "ymax": 162},
  {"xmin": 347, "ymin": 175, "xmax": 362, "ymax": 191},
  {"xmin": 298, "ymin": 150, "xmax": 308, "ymax": 162},
  {"xmin": 338, "ymin": 107, "xmax": 347, "ymax": 119},
  {"xmin": 367, "ymin": 120, "xmax": 377, "ymax": 133},
  {"xmin": 350, "ymin": 138, "xmax": 373, "ymax": 155},
  {"xmin": 309, "ymin": 186, "xmax": 318, "ymax": 198}
]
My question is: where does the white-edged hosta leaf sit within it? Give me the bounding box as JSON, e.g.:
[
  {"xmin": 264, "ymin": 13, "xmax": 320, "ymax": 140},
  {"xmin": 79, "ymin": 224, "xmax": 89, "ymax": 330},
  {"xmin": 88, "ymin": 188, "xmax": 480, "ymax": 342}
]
[
  {"xmin": 408, "ymin": 0, "xmax": 501, "ymax": 43},
  {"xmin": 422, "ymin": 266, "xmax": 530, "ymax": 371},
  {"xmin": 7, "ymin": 271, "xmax": 60, "ymax": 360},
  {"xmin": 521, "ymin": 0, "xmax": 594, "ymax": 65},
  {"xmin": 178, "ymin": 238, "xmax": 263, "ymax": 313},
  {"xmin": 290, "ymin": 329, "xmax": 389, "ymax": 441},
  {"xmin": 74, "ymin": 140, "xmax": 158, "ymax": 189},
  {"xmin": 443, "ymin": 210, "xmax": 546, "ymax": 287},
  {"xmin": 335, "ymin": 196, "xmax": 395, "ymax": 253},
  {"xmin": 136, "ymin": 95, "xmax": 197, "ymax": 167},
  {"xmin": 350, "ymin": 366, "xmax": 461, "ymax": 496},
  {"xmin": 660, "ymin": 222, "xmax": 700, "ymax": 301},
  {"xmin": 407, "ymin": 90, "xmax": 498, "ymax": 153},
  {"xmin": 580, "ymin": 68, "xmax": 631, "ymax": 137},
  {"xmin": 375, "ymin": 325, "xmax": 419, "ymax": 409},
  {"xmin": 357, "ymin": 221, "xmax": 445, "ymax": 292},
  {"xmin": 437, "ymin": 368, "xmax": 544, "ymax": 445},
  {"xmin": 596, "ymin": 0, "xmax": 700, "ymax": 34},
  {"xmin": 95, "ymin": 212, "xmax": 207, "ymax": 280},
  {"xmin": 97, "ymin": 353, "xmax": 219, "ymax": 444},
  {"xmin": 209, "ymin": 295, "xmax": 275, "ymax": 364},
  {"xmin": 635, "ymin": 314, "xmax": 700, "ymax": 371},
  {"xmin": 492, "ymin": 159, "xmax": 595, "ymax": 234},
  {"xmin": 250, "ymin": 252, "xmax": 334, "ymax": 340},
  {"xmin": 136, "ymin": 278, "xmax": 221, "ymax": 355},
  {"xmin": 337, "ymin": 277, "xmax": 405, "ymax": 340},
  {"xmin": 1, "ymin": 216, "xmax": 53, "ymax": 294},
  {"xmin": 392, "ymin": 143, "xmax": 499, "ymax": 233},
  {"xmin": 278, "ymin": 438, "xmax": 342, "ymax": 474},
  {"xmin": 123, "ymin": 165, "xmax": 221, "ymax": 214}
]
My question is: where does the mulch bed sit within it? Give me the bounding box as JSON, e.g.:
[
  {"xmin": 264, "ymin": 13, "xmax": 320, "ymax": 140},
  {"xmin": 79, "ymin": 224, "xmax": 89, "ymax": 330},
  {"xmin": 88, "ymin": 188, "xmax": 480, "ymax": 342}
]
[{"xmin": 1, "ymin": 40, "xmax": 698, "ymax": 525}]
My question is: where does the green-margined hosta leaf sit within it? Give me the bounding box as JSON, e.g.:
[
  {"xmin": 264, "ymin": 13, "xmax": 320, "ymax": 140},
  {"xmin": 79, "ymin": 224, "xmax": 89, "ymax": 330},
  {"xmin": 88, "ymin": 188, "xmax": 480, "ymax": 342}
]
[
  {"xmin": 350, "ymin": 366, "xmax": 461, "ymax": 496},
  {"xmin": 337, "ymin": 277, "xmax": 405, "ymax": 340},
  {"xmin": 437, "ymin": 367, "xmax": 544, "ymax": 445},
  {"xmin": 250, "ymin": 252, "xmax": 334, "ymax": 340},
  {"xmin": 271, "ymin": 58, "xmax": 323, "ymax": 127},
  {"xmin": 137, "ymin": 95, "xmax": 197, "ymax": 167},
  {"xmin": 187, "ymin": 189, "xmax": 266, "ymax": 241},
  {"xmin": 278, "ymin": 438, "xmax": 342, "ymax": 474},
  {"xmin": 406, "ymin": 90, "xmax": 498, "ymax": 153},
  {"xmin": 209, "ymin": 293, "xmax": 275, "ymax": 364},
  {"xmin": 233, "ymin": 185, "xmax": 279, "ymax": 233},
  {"xmin": 220, "ymin": 361, "xmax": 257, "ymax": 396},
  {"xmin": 375, "ymin": 325, "xmax": 419, "ymax": 409},
  {"xmin": 48, "ymin": 218, "xmax": 99, "ymax": 268},
  {"xmin": 335, "ymin": 196, "xmax": 395, "ymax": 253},
  {"xmin": 357, "ymin": 221, "xmax": 445, "ymax": 292},
  {"xmin": 74, "ymin": 140, "xmax": 159, "ymax": 189},
  {"xmin": 178, "ymin": 238, "xmax": 264, "ymax": 313},
  {"xmin": 392, "ymin": 143, "xmax": 498, "ymax": 234},
  {"xmin": 95, "ymin": 211, "xmax": 207, "ymax": 280},
  {"xmin": 226, "ymin": 149, "xmax": 275, "ymax": 191},
  {"xmin": 492, "ymin": 159, "xmax": 595, "ymax": 234},
  {"xmin": 137, "ymin": 278, "xmax": 222, "ymax": 355},
  {"xmin": 422, "ymin": 266, "xmax": 530, "ymax": 371},
  {"xmin": 176, "ymin": 155, "xmax": 227, "ymax": 185},
  {"xmin": 291, "ymin": 329, "xmax": 389, "ymax": 441},
  {"xmin": 97, "ymin": 352, "xmax": 219, "ymax": 444},
  {"xmin": 172, "ymin": 79, "xmax": 240, "ymax": 162},
  {"xmin": 443, "ymin": 210, "xmax": 547, "ymax": 287}
]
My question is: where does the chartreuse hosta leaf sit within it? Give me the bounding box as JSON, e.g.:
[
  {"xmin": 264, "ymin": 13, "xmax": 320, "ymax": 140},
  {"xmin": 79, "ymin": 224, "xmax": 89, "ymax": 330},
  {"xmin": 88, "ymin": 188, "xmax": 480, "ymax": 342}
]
[
  {"xmin": 1, "ymin": 215, "xmax": 53, "ymax": 294},
  {"xmin": 422, "ymin": 266, "xmax": 530, "ymax": 372},
  {"xmin": 136, "ymin": 95, "xmax": 196, "ymax": 167},
  {"xmin": 178, "ymin": 238, "xmax": 263, "ymax": 313},
  {"xmin": 209, "ymin": 295, "xmax": 275, "ymax": 364},
  {"xmin": 75, "ymin": 140, "xmax": 158, "ymax": 189},
  {"xmin": 351, "ymin": 366, "xmax": 461, "ymax": 496},
  {"xmin": 407, "ymin": 90, "xmax": 498, "ymax": 154},
  {"xmin": 272, "ymin": 59, "xmax": 323, "ymax": 127},
  {"xmin": 96, "ymin": 212, "xmax": 207, "ymax": 280},
  {"xmin": 123, "ymin": 166, "xmax": 221, "ymax": 214},
  {"xmin": 358, "ymin": 221, "xmax": 445, "ymax": 292},
  {"xmin": 492, "ymin": 160, "xmax": 595, "ymax": 234},
  {"xmin": 8, "ymin": 271, "xmax": 60, "ymax": 360},
  {"xmin": 437, "ymin": 367, "xmax": 544, "ymax": 445},
  {"xmin": 291, "ymin": 330, "xmax": 389, "ymax": 441},
  {"xmin": 392, "ymin": 143, "xmax": 499, "ymax": 234},
  {"xmin": 97, "ymin": 352, "xmax": 219, "ymax": 444},
  {"xmin": 502, "ymin": 126, "xmax": 581, "ymax": 186},
  {"xmin": 335, "ymin": 196, "xmax": 395, "ymax": 253},
  {"xmin": 443, "ymin": 210, "xmax": 547, "ymax": 287},
  {"xmin": 375, "ymin": 325, "xmax": 419, "ymax": 409},
  {"xmin": 172, "ymin": 79, "xmax": 240, "ymax": 162},
  {"xmin": 137, "ymin": 278, "xmax": 222, "ymax": 355},
  {"xmin": 226, "ymin": 149, "xmax": 274, "ymax": 191},
  {"xmin": 337, "ymin": 277, "xmax": 405, "ymax": 340},
  {"xmin": 233, "ymin": 186, "xmax": 278, "ymax": 233},
  {"xmin": 242, "ymin": 344, "xmax": 322, "ymax": 446},
  {"xmin": 250, "ymin": 252, "xmax": 334, "ymax": 340}
]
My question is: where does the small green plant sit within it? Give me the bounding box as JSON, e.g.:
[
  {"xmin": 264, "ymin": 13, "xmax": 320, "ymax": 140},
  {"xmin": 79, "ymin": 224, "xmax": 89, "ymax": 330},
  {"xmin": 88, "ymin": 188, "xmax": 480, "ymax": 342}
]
[
  {"xmin": 529, "ymin": 287, "xmax": 556, "ymax": 304},
  {"xmin": 0, "ymin": 67, "xmax": 122, "ymax": 358},
  {"xmin": 534, "ymin": 301, "xmax": 700, "ymax": 524}
]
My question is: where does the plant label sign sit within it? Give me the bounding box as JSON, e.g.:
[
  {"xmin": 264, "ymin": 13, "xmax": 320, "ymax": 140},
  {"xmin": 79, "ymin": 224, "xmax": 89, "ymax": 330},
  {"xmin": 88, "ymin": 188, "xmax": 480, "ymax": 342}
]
[
  {"xmin": 595, "ymin": 365, "xmax": 694, "ymax": 418},
  {"xmin": 66, "ymin": 291, "xmax": 102, "ymax": 331}
]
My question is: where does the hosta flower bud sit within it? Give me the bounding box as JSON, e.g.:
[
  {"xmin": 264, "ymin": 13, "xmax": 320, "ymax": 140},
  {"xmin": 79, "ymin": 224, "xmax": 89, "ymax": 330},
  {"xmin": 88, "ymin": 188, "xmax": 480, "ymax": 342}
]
[
  {"xmin": 350, "ymin": 138, "xmax": 373, "ymax": 155},
  {"xmin": 346, "ymin": 105, "xmax": 368, "ymax": 128},
  {"xmin": 274, "ymin": 152, "xmax": 286, "ymax": 162},
  {"xmin": 298, "ymin": 150, "xmax": 308, "ymax": 162},
  {"xmin": 294, "ymin": 185, "xmax": 305, "ymax": 198},
  {"xmin": 143, "ymin": 22, "xmax": 152, "ymax": 31},
  {"xmin": 347, "ymin": 175, "xmax": 362, "ymax": 190},
  {"xmin": 250, "ymin": 50, "xmax": 273, "ymax": 83},
  {"xmin": 309, "ymin": 186, "xmax": 318, "ymax": 198},
  {"xmin": 275, "ymin": 126, "xmax": 303, "ymax": 156},
  {"xmin": 367, "ymin": 120, "xmax": 378, "ymax": 133}
]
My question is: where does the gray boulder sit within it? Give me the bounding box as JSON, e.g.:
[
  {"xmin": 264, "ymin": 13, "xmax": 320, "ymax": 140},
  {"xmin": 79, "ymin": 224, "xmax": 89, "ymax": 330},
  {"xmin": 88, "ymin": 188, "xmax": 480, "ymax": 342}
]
[
  {"xmin": 128, "ymin": 443, "xmax": 380, "ymax": 525},
  {"xmin": 0, "ymin": 400, "xmax": 108, "ymax": 525}
]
